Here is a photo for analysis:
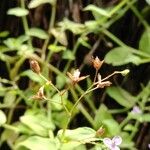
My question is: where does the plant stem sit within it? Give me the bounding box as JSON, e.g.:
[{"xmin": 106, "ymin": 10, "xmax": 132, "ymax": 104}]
[{"xmin": 41, "ymin": 1, "xmax": 57, "ymax": 60}]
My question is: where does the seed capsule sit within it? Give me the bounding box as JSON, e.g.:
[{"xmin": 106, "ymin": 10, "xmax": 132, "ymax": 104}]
[{"xmin": 29, "ymin": 59, "xmax": 41, "ymax": 74}]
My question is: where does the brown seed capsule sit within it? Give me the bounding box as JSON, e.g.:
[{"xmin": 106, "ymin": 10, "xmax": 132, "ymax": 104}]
[
  {"xmin": 29, "ymin": 59, "xmax": 40, "ymax": 74},
  {"xmin": 96, "ymin": 127, "xmax": 105, "ymax": 137},
  {"xmin": 92, "ymin": 56, "xmax": 104, "ymax": 70}
]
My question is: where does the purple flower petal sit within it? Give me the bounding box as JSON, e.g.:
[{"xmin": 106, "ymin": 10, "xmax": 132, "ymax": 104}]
[
  {"xmin": 112, "ymin": 136, "xmax": 122, "ymax": 145},
  {"xmin": 148, "ymin": 144, "xmax": 150, "ymax": 149},
  {"xmin": 111, "ymin": 146, "xmax": 120, "ymax": 150},
  {"xmin": 103, "ymin": 138, "xmax": 112, "ymax": 147},
  {"xmin": 131, "ymin": 106, "xmax": 142, "ymax": 114}
]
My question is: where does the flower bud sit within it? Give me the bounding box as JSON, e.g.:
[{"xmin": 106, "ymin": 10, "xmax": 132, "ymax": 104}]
[
  {"xmin": 120, "ymin": 69, "xmax": 130, "ymax": 76},
  {"xmin": 29, "ymin": 60, "xmax": 40, "ymax": 74},
  {"xmin": 92, "ymin": 56, "xmax": 104, "ymax": 70}
]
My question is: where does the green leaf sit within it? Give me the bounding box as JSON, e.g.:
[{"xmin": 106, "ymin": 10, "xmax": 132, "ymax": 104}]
[
  {"xmin": 84, "ymin": 5, "xmax": 110, "ymax": 17},
  {"xmin": 129, "ymin": 113, "xmax": 150, "ymax": 122},
  {"xmin": 27, "ymin": 28, "xmax": 48, "ymax": 39},
  {"xmin": 3, "ymin": 91, "xmax": 16, "ymax": 106},
  {"xmin": 0, "ymin": 31, "xmax": 9, "ymax": 37},
  {"xmin": 61, "ymin": 141, "xmax": 85, "ymax": 150},
  {"xmin": 103, "ymin": 119, "xmax": 120, "ymax": 136},
  {"xmin": 146, "ymin": 0, "xmax": 150, "ymax": 5},
  {"xmin": 0, "ymin": 110, "xmax": 7, "ymax": 126},
  {"xmin": 58, "ymin": 18, "xmax": 86, "ymax": 35},
  {"xmin": 106, "ymin": 86, "xmax": 136, "ymax": 108},
  {"xmin": 48, "ymin": 45, "xmax": 66, "ymax": 53},
  {"xmin": 20, "ymin": 114, "xmax": 55, "ymax": 136},
  {"xmin": 7, "ymin": 7, "xmax": 29, "ymax": 17},
  {"xmin": 28, "ymin": 0, "xmax": 55, "ymax": 9},
  {"xmin": 62, "ymin": 50, "xmax": 75, "ymax": 60},
  {"xmin": 50, "ymin": 28, "xmax": 68, "ymax": 46},
  {"xmin": 57, "ymin": 127, "xmax": 96, "ymax": 141},
  {"xmin": 56, "ymin": 75, "xmax": 66, "ymax": 89},
  {"xmin": 52, "ymin": 111, "xmax": 68, "ymax": 129},
  {"xmin": 20, "ymin": 70, "xmax": 44, "ymax": 84},
  {"xmin": 104, "ymin": 47, "xmax": 142, "ymax": 66},
  {"xmin": 16, "ymin": 136, "xmax": 58, "ymax": 150},
  {"xmin": 51, "ymin": 92, "xmax": 68, "ymax": 111},
  {"xmin": 94, "ymin": 104, "xmax": 113, "ymax": 129},
  {"xmin": 139, "ymin": 29, "xmax": 150, "ymax": 54}
]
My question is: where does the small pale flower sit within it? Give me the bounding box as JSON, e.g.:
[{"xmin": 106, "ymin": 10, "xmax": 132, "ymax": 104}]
[
  {"xmin": 96, "ymin": 74, "xmax": 112, "ymax": 88},
  {"xmin": 32, "ymin": 86, "xmax": 46, "ymax": 100},
  {"xmin": 131, "ymin": 106, "xmax": 142, "ymax": 114},
  {"xmin": 148, "ymin": 144, "xmax": 150, "ymax": 149},
  {"xmin": 103, "ymin": 136, "xmax": 122, "ymax": 150},
  {"xmin": 67, "ymin": 69, "xmax": 89, "ymax": 84}
]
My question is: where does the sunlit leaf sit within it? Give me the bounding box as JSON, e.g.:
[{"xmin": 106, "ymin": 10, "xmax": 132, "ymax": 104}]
[
  {"xmin": 7, "ymin": 7, "xmax": 29, "ymax": 17},
  {"xmin": 27, "ymin": 28, "xmax": 48, "ymax": 39},
  {"xmin": 56, "ymin": 75, "xmax": 66, "ymax": 89},
  {"xmin": 58, "ymin": 18, "xmax": 86, "ymax": 35},
  {"xmin": 146, "ymin": 0, "xmax": 150, "ymax": 5},
  {"xmin": 139, "ymin": 29, "xmax": 150, "ymax": 54},
  {"xmin": 16, "ymin": 136, "xmax": 58, "ymax": 150},
  {"xmin": 48, "ymin": 45, "xmax": 66, "ymax": 53},
  {"xmin": 28, "ymin": 0, "xmax": 55, "ymax": 9},
  {"xmin": 106, "ymin": 86, "xmax": 136, "ymax": 108},
  {"xmin": 62, "ymin": 50, "xmax": 75, "ymax": 60},
  {"xmin": 20, "ymin": 114, "xmax": 55, "ymax": 136},
  {"xmin": 3, "ymin": 91, "xmax": 16, "ymax": 106},
  {"xmin": 84, "ymin": 5, "xmax": 110, "ymax": 17},
  {"xmin": 57, "ymin": 127, "xmax": 96, "ymax": 141},
  {"xmin": 104, "ymin": 47, "xmax": 142, "ymax": 66},
  {"xmin": 0, "ymin": 110, "xmax": 7, "ymax": 126},
  {"xmin": 50, "ymin": 28, "xmax": 68, "ymax": 46}
]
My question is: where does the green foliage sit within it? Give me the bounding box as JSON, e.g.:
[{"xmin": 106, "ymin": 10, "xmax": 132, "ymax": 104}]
[{"xmin": 0, "ymin": 0, "xmax": 150, "ymax": 150}]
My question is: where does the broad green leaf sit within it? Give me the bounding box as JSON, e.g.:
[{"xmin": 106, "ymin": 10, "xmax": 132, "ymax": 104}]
[
  {"xmin": 84, "ymin": 5, "xmax": 110, "ymax": 17},
  {"xmin": 7, "ymin": 7, "xmax": 29, "ymax": 17},
  {"xmin": 20, "ymin": 70, "xmax": 44, "ymax": 84},
  {"xmin": 106, "ymin": 86, "xmax": 136, "ymax": 108},
  {"xmin": 57, "ymin": 127, "xmax": 96, "ymax": 141},
  {"xmin": 62, "ymin": 50, "xmax": 75, "ymax": 60},
  {"xmin": 50, "ymin": 28, "xmax": 68, "ymax": 46},
  {"xmin": 3, "ymin": 91, "xmax": 16, "ymax": 106},
  {"xmin": 28, "ymin": 0, "xmax": 55, "ymax": 9},
  {"xmin": 94, "ymin": 104, "xmax": 113, "ymax": 129},
  {"xmin": 124, "ymin": 124, "xmax": 137, "ymax": 132},
  {"xmin": 0, "ymin": 31, "xmax": 9, "ymax": 37},
  {"xmin": 61, "ymin": 141, "xmax": 85, "ymax": 150},
  {"xmin": 58, "ymin": 18, "xmax": 86, "ymax": 35},
  {"xmin": 0, "ymin": 110, "xmax": 7, "ymax": 126},
  {"xmin": 20, "ymin": 114, "xmax": 55, "ymax": 136},
  {"xmin": 16, "ymin": 136, "xmax": 58, "ymax": 150},
  {"xmin": 48, "ymin": 45, "xmax": 66, "ymax": 53},
  {"xmin": 4, "ymin": 35, "xmax": 29, "ymax": 50},
  {"xmin": 27, "ymin": 28, "xmax": 48, "ymax": 39},
  {"xmin": 102, "ymin": 119, "xmax": 120, "ymax": 136},
  {"xmin": 139, "ymin": 29, "xmax": 150, "ymax": 54},
  {"xmin": 104, "ymin": 47, "xmax": 142, "ymax": 66}
]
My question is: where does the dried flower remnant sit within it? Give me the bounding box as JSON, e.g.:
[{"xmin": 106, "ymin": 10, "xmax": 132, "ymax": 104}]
[
  {"xmin": 29, "ymin": 59, "xmax": 41, "ymax": 74},
  {"xmin": 96, "ymin": 74, "xmax": 112, "ymax": 88},
  {"xmin": 67, "ymin": 69, "xmax": 88, "ymax": 84},
  {"xmin": 103, "ymin": 136, "xmax": 122, "ymax": 150},
  {"xmin": 92, "ymin": 56, "xmax": 104, "ymax": 70},
  {"xmin": 131, "ymin": 106, "xmax": 142, "ymax": 114},
  {"xmin": 32, "ymin": 86, "xmax": 46, "ymax": 100}
]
